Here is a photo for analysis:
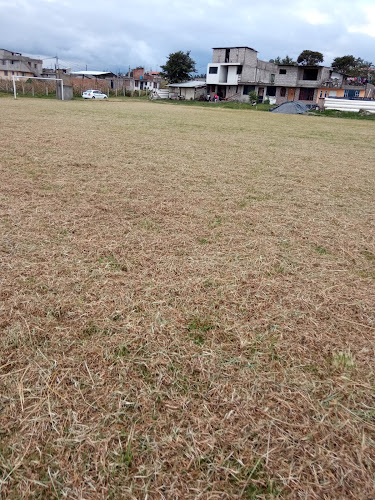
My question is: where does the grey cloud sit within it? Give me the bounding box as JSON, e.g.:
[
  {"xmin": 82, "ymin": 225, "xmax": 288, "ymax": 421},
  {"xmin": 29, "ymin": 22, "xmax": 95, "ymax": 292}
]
[{"xmin": 0, "ymin": 0, "xmax": 373, "ymax": 72}]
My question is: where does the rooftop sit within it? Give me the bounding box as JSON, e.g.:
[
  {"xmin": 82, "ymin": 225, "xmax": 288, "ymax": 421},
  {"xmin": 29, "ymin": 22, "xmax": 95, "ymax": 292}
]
[
  {"xmin": 71, "ymin": 71, "xmax": 115, "ymax": 76},
  {"xmin": 168, "ymin": 80, "xmax": 207, "ymax": 88},
  {"xmin": 212, "ymin": 46, "xmax": 258, "ymax": 52}
]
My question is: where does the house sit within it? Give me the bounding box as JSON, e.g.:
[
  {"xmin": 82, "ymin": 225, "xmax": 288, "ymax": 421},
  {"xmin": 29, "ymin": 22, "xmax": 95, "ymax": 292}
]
[
  {"xmin": 167, "ymin": 80, "xmax": 206, "ymax": 100},
  {"xmin": 70, "ymin": 70, "xmax": 134, "ymax": 94},
  {"xmin": 133, "ymin": 67, "xmax": 161, "ymax": 91},
  {"xmin": 206, "ymin": 46, "xmax": 373, "ymax": 104},
  {"xmin": 0, "ymin": 48, "xmax": 42, "ymax": 79},
  {"xmin": 42, "ymin": 67, "xmax": 70, "ymax": 79}
]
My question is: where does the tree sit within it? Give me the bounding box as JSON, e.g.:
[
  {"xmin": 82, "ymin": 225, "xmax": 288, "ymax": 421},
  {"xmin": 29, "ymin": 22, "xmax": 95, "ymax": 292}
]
[
  {"xmin": 160, "ymin": 51, "xmax": 196, "ymax": 83},
  {"xmin": 297, "ymin": 50, "xmax": 324, "ymax": 66},
  {"xmin": 332, "ymin": 55, "xmax": 373, "ymax": 77},
  {"xmin": 281, "ymin": 55, "xmax": 296, "ymax": 65},
  {"xmin": 249, "ymin": 90, "xmax": 258, "ymax": 104},
  {"xmin": 272, "ymin": 55, "xmax": 296, "ymax": 65}
]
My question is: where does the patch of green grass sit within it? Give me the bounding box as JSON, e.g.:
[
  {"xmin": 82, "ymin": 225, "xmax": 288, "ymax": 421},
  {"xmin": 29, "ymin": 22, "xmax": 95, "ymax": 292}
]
[
  {"xmin": 187, "ymin": 316, "xmax": 215, "ymax": 345},
  {"xmin": 310, "ymin": 109, "xmax": 375, "ymax": 121},
  {"xmin": 114, "ymin": 345, "xmax": 129, "ymax": 357},
  {"xmin": 315, "ymin": 246, "xmax": 327, "ymax": 255},
  {"xmin": 152, "ymin": 99, "xmax": 273, "ymax": 111}
]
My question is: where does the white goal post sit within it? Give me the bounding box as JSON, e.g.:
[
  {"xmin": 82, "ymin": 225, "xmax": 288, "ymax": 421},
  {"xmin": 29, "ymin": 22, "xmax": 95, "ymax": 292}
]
[{"xmin": 12, "ymin": 75, "xmax": 64, "ymax": 100}]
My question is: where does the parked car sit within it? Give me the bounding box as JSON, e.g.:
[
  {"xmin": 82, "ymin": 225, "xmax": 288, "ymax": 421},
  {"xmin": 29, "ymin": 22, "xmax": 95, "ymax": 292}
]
[{"xmin": 82, "ymin": 90, "xmax": 108, "ymax": 99}]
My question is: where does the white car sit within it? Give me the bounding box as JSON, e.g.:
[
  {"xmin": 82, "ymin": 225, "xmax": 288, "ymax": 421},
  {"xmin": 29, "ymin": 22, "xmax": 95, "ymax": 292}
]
[{"xmin": 82, "ymin": 90, "xmax": 108, "ymax": 99}]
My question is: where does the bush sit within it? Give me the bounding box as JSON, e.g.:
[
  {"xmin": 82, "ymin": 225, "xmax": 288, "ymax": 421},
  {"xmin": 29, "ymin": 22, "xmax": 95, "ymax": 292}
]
[{"xmin": 249, "ymin": 90, "xmax": 258, "ymax": 104}]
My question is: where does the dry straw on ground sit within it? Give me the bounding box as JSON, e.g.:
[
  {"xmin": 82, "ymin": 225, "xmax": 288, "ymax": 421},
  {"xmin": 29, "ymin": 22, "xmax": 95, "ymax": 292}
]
[{"xmin": 0, "ymin": 98, "xmax": 374, "ymax": 499}]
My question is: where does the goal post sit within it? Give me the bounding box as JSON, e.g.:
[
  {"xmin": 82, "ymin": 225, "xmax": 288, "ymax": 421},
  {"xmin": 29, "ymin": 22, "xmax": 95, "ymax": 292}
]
[{"xmin": 12, "ymin": 75, "xmax": 64, "ymax": 100}]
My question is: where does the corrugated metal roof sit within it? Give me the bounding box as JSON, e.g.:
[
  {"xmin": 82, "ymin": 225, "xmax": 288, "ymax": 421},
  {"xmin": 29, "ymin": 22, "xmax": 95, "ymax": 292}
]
[
  {"xmin": 71, "ymin": 71, "xmax": 114, "ymax": 76},
  {"xmin": 168, "ymin": 80, "xmax": 206, "ymax": 88}
]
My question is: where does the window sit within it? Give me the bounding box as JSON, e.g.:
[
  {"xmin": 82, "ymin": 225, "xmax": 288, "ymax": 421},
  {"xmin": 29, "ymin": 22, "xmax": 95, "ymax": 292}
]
[
  {"xmin": 209, "ymin": 67, "xmax": 218, "ymax": 74},
  {"xmin": 34, "ymin": 64, "xmax": 37, "ymax": 68},
  {"xmin": 267, "ymin": 86, "xmax": 276, "ymax": 96},
  {"xmin": 302, "ymin": 68, "xmax": 318, "ymax": 80},
  {"xmin": 236, "ymin": 65, "xmax": 242, "ymax": 75},
  {"xmin": 22, "ymin": 72, "xmax": 25, "ymax": 76},
  {"xmin": 225, "ymin": 48, "xmax": 230, "ymax": 63},
  {"xmin": 154, "ymin": 82, "xmax": 157, "ymax": 88},
  {"xmin": 12, "ymin": 71, "xmax": 14, "ymax": 75},
  {"xmin": 299, "ymin": 88, "xmax": 314, "ymax": 100},
  {"xmin": 4, "ymin": 70, "xmax": 8, "ymax": 76},
  {"xmin": 11, "ymin": 60, "xmax": 14, "ymax": 64},
  {"xmin": 28, "ymin": 61, "xmax": 31, "ymax": 66},
  {"xmin": 270, "ymin": 74, "xmax": 275, "ymax": 83},
  {"xmin": 279, "ymin": 69, "xmax": 286, "ymax": 75},
  {"xmin": 280, "ymin": 87, "xmax": 286, "ymax": 97},
  {"xmin": 344, "ymin": 89, "xmax": 360, "ymax": 98},
  {"xmin": 243, "ymin": 85, "xmax": 255, "ymax": 95},
  {"xmin": 2, "ymin": 60, "xmax": 5, "ymax": 65}
]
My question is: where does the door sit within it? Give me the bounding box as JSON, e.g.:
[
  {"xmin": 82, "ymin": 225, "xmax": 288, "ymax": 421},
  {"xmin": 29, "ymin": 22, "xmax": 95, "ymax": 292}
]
[{"xmin": 288, "ymin": 88, "xmax": 295, "ymax": 101}]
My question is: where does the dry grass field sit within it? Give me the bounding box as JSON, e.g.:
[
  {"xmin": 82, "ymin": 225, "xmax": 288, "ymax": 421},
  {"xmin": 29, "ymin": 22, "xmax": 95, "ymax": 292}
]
[{"xmin": 1, "ymin": 97, "xmax": 375, "ymax": 499}]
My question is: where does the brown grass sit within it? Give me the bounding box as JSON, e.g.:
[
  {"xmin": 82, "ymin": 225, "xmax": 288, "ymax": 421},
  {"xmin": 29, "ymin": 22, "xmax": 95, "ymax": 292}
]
[{"xmin": 1, "ymin": 97, "xmax": 375, "ymax": 499}]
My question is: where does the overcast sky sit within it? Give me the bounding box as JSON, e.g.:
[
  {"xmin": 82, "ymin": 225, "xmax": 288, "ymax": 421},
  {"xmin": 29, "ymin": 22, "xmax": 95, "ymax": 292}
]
[{"xmin": 0, "ymin": 0, "xmax": 374, "ymax": 73}]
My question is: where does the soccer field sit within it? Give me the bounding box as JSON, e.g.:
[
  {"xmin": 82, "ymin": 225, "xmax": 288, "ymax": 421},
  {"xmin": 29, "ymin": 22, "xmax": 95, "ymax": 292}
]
[{"xmin": 1, "ymin": 98, "xmax": 375, "ymax": 498}]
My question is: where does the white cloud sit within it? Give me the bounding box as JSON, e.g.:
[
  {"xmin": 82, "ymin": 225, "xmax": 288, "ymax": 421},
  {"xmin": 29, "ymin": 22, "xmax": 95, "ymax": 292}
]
[
  {"xmin": 297, "ymin": 9, "xmax": 333, "ymax": 25},
  {"xmin": 348, "ymin": 5, "xmax": 375, "ymax": 37}
]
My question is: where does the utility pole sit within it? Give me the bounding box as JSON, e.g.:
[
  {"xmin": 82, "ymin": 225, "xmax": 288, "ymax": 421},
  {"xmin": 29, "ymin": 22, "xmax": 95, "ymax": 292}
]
[{"xmin": 54, "ymin": 55, "xmax": 59, "ymax": 76}]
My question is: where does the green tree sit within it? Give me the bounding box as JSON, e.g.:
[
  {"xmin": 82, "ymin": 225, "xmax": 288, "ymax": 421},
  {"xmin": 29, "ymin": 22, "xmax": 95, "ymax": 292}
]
[
  {"xmin": 249, "ymin": 90, "xmax": 258, "ymax": 104},
  {"xmin": 160, "ymin": 51, "xmax": 196, "ymax": 83},
  {"xmin": 281, "ymin": 55, "xmax": 296, "ymax": 65},
  {"xmin": 332, "ymin": 55, "xmax": 373, "ymax": 77},
  {"xmin": 297, "ymin": 50, "xmax": 324, "ymax": 65},
  {"xmin": 272, "ymin": 55, "xmax": 296, "ymax": 65}
]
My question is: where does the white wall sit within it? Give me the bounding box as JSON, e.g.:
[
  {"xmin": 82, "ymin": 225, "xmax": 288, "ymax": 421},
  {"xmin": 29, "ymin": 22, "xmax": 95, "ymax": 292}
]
[
  {"xmin": 207, "ymin": 64, "xmax": 239, "ymax": 85},
  {"xmin": 324, "ymin": 98, "xmax": 375, "ymax": 113}
]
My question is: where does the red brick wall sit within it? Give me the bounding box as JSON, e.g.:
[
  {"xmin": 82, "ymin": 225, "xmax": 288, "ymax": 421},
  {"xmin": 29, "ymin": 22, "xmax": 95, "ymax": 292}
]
[{"xmin": 133, "ymin": 68, "xmax": 144, "ymax": 79}]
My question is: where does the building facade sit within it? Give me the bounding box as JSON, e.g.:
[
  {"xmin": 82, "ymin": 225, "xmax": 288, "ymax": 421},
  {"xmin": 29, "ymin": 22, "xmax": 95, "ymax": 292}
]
[
  {"xmin": 133, "ymin": 67, "xmax": 161, "ymax": 91},
  {"xmin": 206, "ymin": 46, "xmax": 372, "ymax": 104},
  {"xmin": 0, "ymin": 49, "xmax": 42, "ymax": 79}
]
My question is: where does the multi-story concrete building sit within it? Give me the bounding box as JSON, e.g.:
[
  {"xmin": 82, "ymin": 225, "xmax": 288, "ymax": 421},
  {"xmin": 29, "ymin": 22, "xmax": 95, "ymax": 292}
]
[
  {"xmin": 206, "ymin": 46, "xmax": 373, "ymax": 104},
  {"xmin": 0, "ymin": 48, "xmax": 42, "ymax": 79}
]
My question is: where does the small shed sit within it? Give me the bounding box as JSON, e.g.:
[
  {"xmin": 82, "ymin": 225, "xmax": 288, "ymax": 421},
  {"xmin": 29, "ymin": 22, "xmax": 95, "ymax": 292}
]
[{"xmin": 168, "ymin": 80, "xmax": 206, "ymax": 100}]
